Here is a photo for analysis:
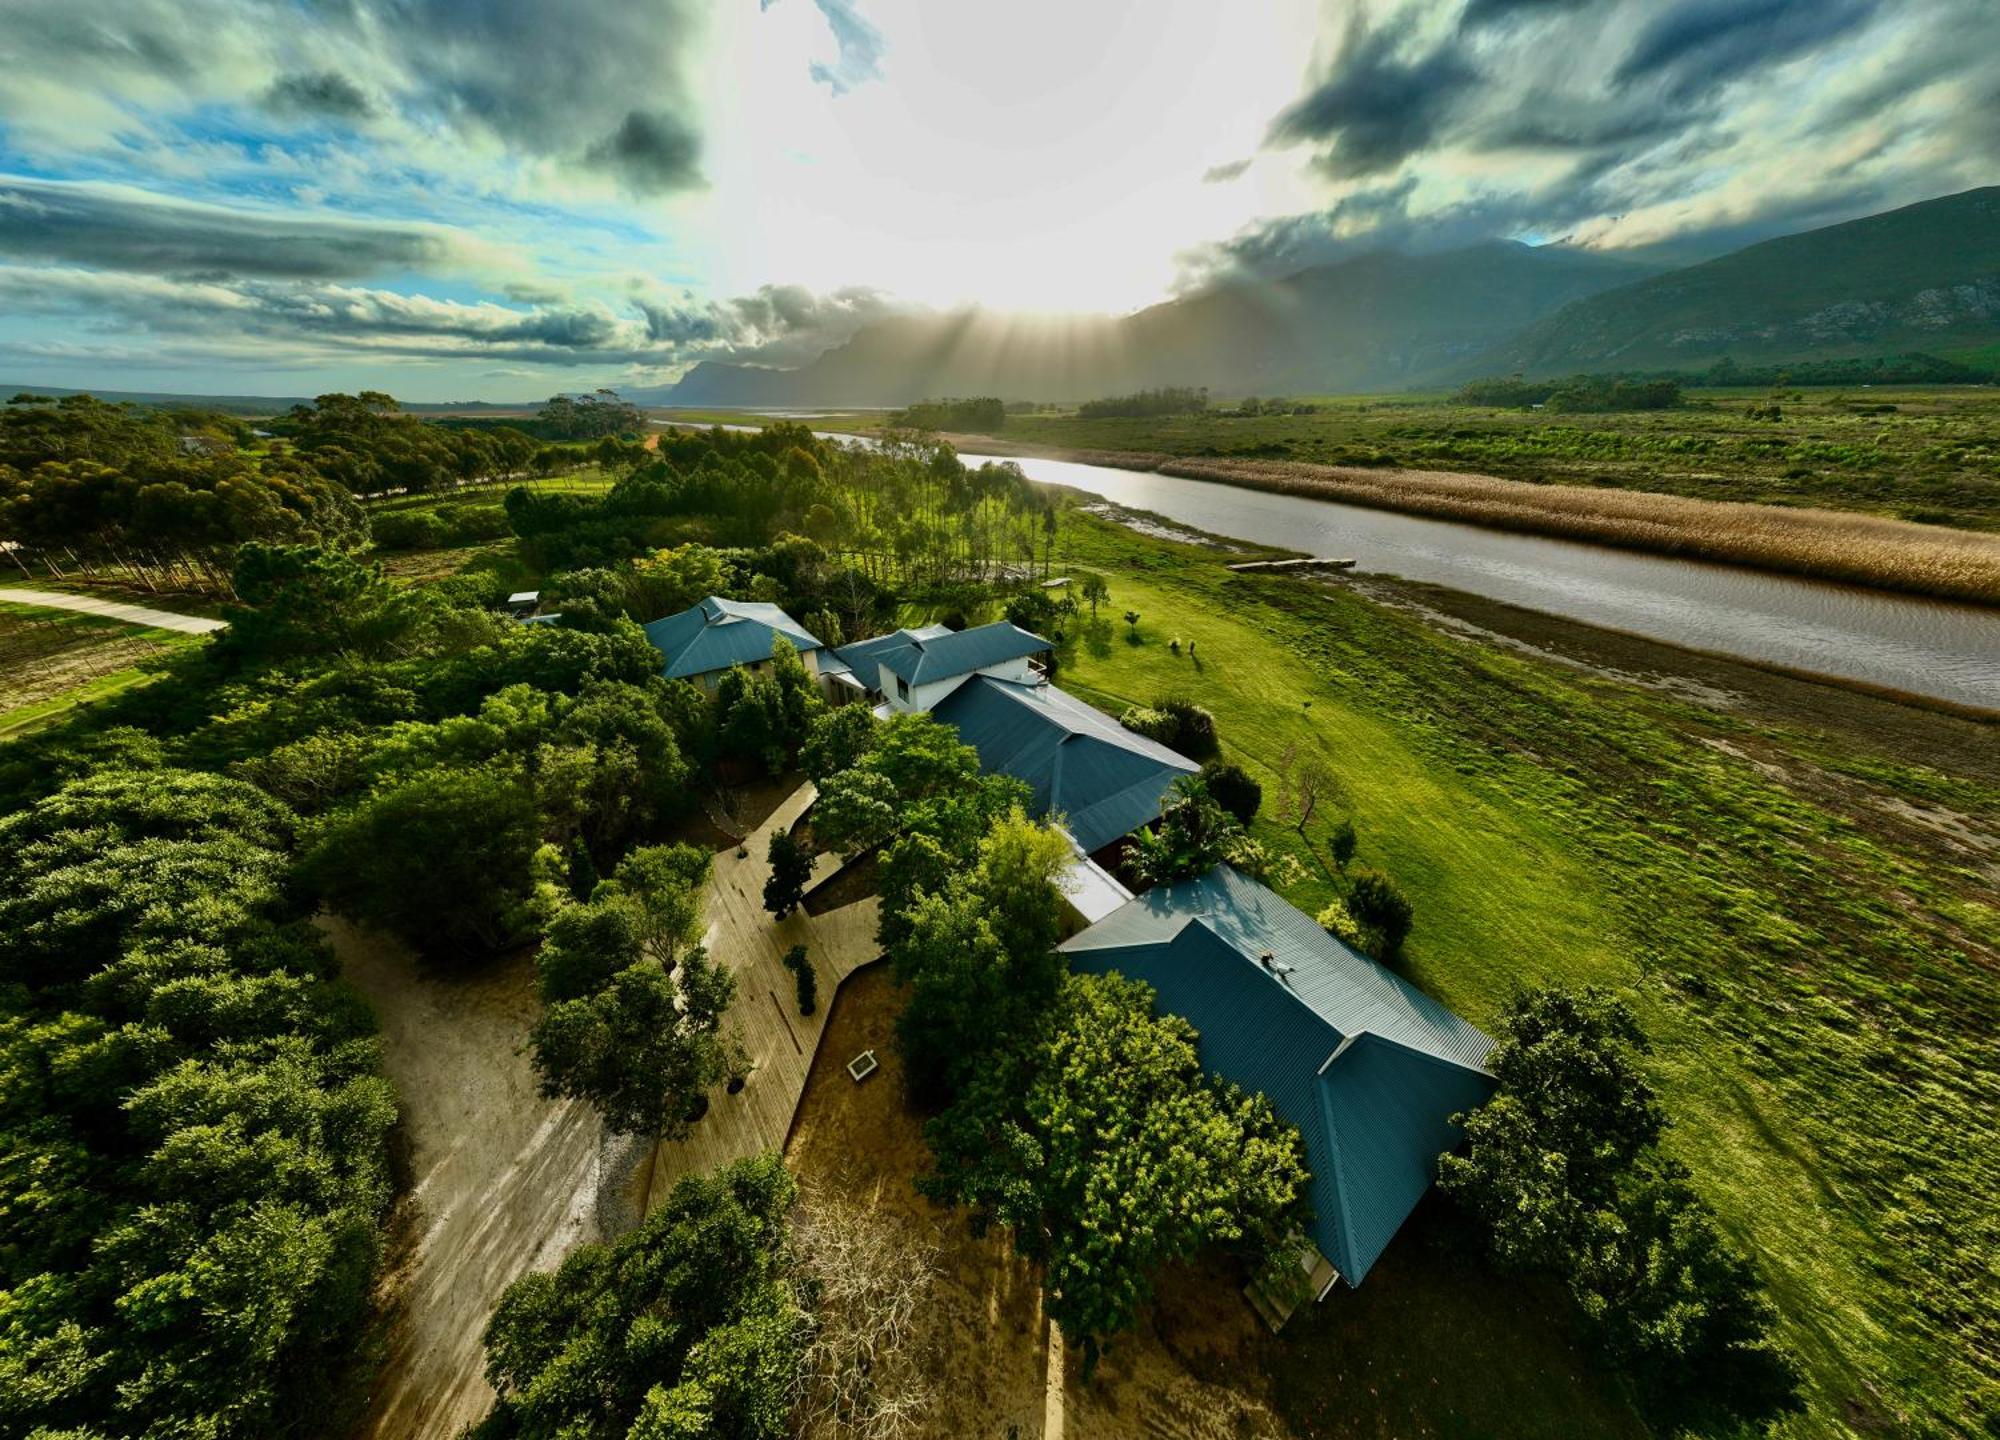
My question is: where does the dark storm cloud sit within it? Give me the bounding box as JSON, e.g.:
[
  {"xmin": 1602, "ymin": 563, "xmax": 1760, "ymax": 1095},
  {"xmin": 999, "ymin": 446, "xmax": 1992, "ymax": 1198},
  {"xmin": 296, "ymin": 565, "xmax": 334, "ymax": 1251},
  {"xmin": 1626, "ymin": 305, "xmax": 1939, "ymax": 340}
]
[
  {"xmin": 263, "ymin": 70, "xmax": 375, "ymax": 120},
  {"xmin": 585, "ymin": 111, "xmax": 705, "ymax": 195},
  {"xmin": 1267, "ymin": 28, "xmax": 1476, "ymax": 178},
  {"xmin": 0, "ymin": 178, "xmax": 455, "ymax": 280},
  {"xmin": 1613, "ymin": 0, "xmax": 1882, "ymax": 100}
]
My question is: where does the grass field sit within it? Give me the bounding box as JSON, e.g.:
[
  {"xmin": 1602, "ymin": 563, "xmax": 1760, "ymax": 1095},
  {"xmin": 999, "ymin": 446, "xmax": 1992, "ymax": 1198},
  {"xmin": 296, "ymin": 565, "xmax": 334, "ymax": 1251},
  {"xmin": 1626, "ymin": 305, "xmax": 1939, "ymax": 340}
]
[
  {"xmin": 1036, "ymin": 511, "xmax": 1997, "ymax": 1439},
  {"xmin": 802, "ymin": 388, "xmax": 2000, "ymax": 533},
  {"xmin": 0, "ymin": 601, "xmax": 196, "ymax": 734}
]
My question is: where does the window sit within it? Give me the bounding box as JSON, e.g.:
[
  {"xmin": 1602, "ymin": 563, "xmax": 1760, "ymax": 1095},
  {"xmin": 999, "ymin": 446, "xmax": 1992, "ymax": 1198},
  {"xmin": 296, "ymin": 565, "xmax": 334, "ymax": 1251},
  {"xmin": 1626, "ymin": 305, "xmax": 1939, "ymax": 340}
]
[{"xmin": 896, "ymin": 676, "xmax": 910, "ymax": 701}]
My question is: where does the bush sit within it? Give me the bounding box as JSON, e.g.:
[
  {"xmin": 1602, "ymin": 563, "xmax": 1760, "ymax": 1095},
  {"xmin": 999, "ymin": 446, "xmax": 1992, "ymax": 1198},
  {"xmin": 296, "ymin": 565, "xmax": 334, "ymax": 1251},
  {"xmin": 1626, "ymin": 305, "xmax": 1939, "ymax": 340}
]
[
  {"xmin": 783, "ymin": 943, "xmax": 818, "ymax": 1016},
  {"xmin": 1316, "ymin": 897, "xmax": 1365, "ymax": 949},
  {"xmin": 1198, "ymin": 760, "xmax": 1261, "ymax": 824},
  {"xmin": 1122, "ymin": 694, "xmax": 1218, "ymax": 760},
  {"xmin": 1347, "ymin": 868, "xmax": 1414, "ymax": 955}
]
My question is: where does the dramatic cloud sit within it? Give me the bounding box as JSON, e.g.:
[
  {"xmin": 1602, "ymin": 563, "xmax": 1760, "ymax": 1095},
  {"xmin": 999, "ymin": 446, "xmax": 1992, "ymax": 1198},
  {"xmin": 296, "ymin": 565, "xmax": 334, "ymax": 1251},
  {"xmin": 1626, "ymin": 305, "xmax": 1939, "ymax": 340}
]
[
  {"xmin": 1221, "ymin": 0, "xmax": 2000, "ymax": 282},
  {"xmin": 0, "ymin": 178, "xmax": 461, "ymax": 280},
  {"xmin": 1267, "ymin": 25, "xmax": 1476, "ymax": 178},
  {"xmin": 1613, "ymin": 0, "xmax": 1881, "ymax": 100},
  {"xmin": 634, "ymin": 284, "xmax": 914, "ymax": 367},
  {"xmin": 0, "ymin": 0, "xmax": 712, "ymax": 193}
]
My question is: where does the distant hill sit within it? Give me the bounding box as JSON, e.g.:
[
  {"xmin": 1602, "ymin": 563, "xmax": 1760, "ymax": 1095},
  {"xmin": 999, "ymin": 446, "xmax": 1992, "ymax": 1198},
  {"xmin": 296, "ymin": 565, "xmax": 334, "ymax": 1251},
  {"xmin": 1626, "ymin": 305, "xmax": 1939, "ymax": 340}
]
[
  {"xmin": 1471, "ymin": 187, "xmax": 2000, "ymax": 378},
  {"xmin": 660, "ymin": 241, "xmax": 1657, "ymax": 406},
  {"xmin": 0, "ymin": 384, "xmax": 541, "ymax": 416}
]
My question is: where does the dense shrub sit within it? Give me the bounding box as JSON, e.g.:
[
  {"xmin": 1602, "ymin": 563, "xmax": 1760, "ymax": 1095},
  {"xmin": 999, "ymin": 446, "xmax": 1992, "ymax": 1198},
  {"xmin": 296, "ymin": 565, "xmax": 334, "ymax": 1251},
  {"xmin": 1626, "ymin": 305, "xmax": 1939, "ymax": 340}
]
[
  {"xmin": 0, "ymin": 769, "xmax": 395, "ymax": 1439},
  {"xmin": 1120, "ymin": 694, "xmax": 1217, "ymax": 759},
  {"xmin": 1347, "ymin": 868, "xmax": 1414, "ymax": 955},
  {"xmin": 476, "ymin": 1155, "xmax": 804, "ymax": 1439},
  {"xmin": 1198, "ymin": 760, "xmax": 1261, "ymax": 824}
]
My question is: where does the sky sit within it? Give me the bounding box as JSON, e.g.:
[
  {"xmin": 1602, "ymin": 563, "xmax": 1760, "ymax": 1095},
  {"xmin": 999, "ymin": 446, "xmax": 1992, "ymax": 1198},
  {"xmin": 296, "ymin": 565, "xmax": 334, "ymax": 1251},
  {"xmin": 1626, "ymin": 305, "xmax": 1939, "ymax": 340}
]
[{"xmin": 0, "ymin": 0, "xmax": 1993, "ymax": 401}]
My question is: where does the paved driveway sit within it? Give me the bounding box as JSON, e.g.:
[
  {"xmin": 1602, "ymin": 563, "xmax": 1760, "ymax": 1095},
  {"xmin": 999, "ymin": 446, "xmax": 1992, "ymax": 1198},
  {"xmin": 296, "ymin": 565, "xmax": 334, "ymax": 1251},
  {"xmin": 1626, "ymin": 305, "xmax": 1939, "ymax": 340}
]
[{"xmin": 0, "ymin": 586, "xmax": 226, "ymax": 634}]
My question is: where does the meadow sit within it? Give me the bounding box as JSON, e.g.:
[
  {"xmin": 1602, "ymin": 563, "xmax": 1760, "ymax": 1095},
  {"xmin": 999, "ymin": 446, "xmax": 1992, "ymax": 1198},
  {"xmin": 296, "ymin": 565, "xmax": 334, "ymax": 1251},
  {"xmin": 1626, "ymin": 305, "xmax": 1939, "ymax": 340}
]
[{"xmin": 977, "ymin": 387, "xmax": 2000, "ymax": 533}]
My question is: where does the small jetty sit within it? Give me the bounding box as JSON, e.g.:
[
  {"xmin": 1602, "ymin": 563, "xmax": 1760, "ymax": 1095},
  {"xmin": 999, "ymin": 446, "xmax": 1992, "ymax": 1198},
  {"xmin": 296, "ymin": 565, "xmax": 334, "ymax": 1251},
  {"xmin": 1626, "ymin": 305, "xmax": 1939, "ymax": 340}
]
[{"xmin": 1225, "ymin": 556, "xmax": 1357, "ymax": 574}]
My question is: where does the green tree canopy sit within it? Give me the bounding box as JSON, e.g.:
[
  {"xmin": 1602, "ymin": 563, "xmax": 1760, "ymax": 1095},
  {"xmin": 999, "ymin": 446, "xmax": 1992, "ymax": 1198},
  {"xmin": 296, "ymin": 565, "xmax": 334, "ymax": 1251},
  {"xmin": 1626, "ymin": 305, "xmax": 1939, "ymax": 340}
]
[
  {"xmin": 923, "ymin": 971, "xmax": 1307, "ymax": 1360},
  {"xmin": 477, "ymin": 1155, "xmax": 804, "ymax": 1440}
]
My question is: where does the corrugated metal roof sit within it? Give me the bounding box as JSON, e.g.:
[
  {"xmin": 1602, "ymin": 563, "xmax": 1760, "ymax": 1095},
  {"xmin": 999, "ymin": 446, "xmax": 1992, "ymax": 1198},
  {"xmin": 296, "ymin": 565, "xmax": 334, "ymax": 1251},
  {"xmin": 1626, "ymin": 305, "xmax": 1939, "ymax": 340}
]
[
  {"xmin": 859, "ymin": 621, "xmax": 1050, "ymax": 687},
  {"xmin": 641, "ymin": 596, "xmax": 823, "ymax": 679},
  {"xmin": 931, "ymin": 677, "xmax": 1199, "ymax": 853},
  {"xmin": 1060, "ymin": 865, "xmax": 1495, "ymax": 1283},
  {"xmin": 830, "ymin": 625, "xmax": 952, "ymax": 687}
]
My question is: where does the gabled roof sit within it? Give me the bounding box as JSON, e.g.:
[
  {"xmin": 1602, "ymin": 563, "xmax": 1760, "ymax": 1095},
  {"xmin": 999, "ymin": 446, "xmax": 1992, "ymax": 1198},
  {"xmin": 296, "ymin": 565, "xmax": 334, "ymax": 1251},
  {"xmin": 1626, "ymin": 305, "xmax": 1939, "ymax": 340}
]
[
  {"xmin": 838, "ymin": 621, "xmax": 1048, "ymax": 689},
  {"xmin": 641, "ymin": 596, "xmax": 823, "ymax": 680},
  {"xmin": 1060, "ymin": 865, "xmax": 1495, "ymax": 1284},
  {"xmin": 830, "ymin": 624, "xmax": 954, "ymax": 685},
  {"xmin": 931, "ymin": 677, "xmax": 1200, "ymax": 853}
]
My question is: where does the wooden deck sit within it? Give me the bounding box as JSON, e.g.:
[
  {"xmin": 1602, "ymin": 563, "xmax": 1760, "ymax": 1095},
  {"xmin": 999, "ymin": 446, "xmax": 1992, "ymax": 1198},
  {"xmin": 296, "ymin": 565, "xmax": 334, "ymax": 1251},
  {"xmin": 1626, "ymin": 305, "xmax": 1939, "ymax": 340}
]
[{"xmin": 641, "ymin": 781, "xmax": 882, "ymax": 1210}]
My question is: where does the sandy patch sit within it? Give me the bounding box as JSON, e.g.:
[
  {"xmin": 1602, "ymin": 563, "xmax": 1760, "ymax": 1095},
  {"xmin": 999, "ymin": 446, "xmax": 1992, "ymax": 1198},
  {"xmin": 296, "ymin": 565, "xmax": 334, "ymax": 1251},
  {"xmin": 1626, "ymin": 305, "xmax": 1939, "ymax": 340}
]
[{"xmin": 327, "ymin": 917, "xmax": 603, "ymax": 1440}]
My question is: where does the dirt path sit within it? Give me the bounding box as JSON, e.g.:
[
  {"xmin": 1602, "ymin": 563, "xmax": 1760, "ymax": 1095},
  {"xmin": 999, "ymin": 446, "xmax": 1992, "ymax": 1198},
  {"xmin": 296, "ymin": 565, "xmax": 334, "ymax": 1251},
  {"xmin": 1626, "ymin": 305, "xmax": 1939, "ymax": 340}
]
[
  {"xmin": 0, "ymin": 586, "xmax": 226, "ymax": 633},
  {"xmin": 327, "ymin": 918, "xmax": 603, "ymax": 1440}
]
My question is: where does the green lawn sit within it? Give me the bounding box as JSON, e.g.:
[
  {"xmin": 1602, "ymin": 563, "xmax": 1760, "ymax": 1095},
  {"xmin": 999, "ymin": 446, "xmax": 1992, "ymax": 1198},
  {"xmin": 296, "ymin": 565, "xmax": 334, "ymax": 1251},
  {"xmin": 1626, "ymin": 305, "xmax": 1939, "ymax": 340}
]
[
  {"xmin": 1045, "ymin": 512, "xmax": 1998, "ymax": 1440},
  {"xmin": 0, "ymin": 601, "xmax": 198, "ymax": 735}
]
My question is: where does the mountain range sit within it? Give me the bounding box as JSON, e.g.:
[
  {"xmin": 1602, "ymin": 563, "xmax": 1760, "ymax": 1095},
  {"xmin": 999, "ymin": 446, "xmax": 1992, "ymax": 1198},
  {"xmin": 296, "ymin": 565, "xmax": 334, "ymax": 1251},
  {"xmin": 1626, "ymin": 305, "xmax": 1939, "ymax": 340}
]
[{"xmin": 659, "ymin": 187, "xmax": 2000, "ymax": 406}]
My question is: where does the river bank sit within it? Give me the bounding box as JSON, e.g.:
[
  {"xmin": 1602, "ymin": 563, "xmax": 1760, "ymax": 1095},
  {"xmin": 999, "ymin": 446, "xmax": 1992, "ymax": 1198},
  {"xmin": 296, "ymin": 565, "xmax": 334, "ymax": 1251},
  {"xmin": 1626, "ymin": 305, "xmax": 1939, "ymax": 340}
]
[
  {"xmin": 1047, "ymin": 508, "xmax": 1999, "ymax": 1438},
  {"xmin": 936, "ymin": 431, "xmax": 2000, "ymax": 607}
]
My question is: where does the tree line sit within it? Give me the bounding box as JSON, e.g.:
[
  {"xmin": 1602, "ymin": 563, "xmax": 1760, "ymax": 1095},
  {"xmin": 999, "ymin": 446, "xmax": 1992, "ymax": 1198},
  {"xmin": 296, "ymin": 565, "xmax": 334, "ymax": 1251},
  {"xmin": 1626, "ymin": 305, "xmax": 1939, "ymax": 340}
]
[{"xmin": 1453, "ymin": 375, "xmax": 1686, "ymax": 411}]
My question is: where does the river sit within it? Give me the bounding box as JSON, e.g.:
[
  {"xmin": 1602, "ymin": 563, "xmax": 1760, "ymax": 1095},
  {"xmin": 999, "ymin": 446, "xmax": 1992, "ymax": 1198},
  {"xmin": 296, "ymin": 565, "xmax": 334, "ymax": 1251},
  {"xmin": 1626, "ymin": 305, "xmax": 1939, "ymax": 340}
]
[
  {"xmin": 690, "ymin": 421, "xmax": 2000, "ymax": 709},
  {"xmin": 955, "ymin": 452, "xmax": 2000, "ymax": 712}
]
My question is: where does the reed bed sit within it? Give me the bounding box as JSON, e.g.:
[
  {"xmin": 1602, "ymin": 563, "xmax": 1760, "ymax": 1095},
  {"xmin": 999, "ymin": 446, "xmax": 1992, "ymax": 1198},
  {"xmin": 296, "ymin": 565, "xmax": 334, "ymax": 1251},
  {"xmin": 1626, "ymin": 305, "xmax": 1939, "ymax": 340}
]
[{"xmin": 1141, "ymin": 457, "xmax": 2000, "ymax": 606}]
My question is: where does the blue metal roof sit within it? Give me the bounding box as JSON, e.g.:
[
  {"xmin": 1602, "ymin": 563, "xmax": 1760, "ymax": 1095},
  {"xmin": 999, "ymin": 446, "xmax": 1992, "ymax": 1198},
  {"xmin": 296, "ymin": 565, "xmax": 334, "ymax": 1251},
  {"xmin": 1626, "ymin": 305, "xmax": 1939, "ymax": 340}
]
[
  {"xmin": 1060, "ymin": 865, "xmax": 1495, "ymax": 1284},
  {"xmin": 641, "ymin": 596, "xmax": 823, "ymax": 680},
  {"xmin": 931, "ymin": 677, "xmax": 1199, "ymax": 853},
  {"xmin": 830, "ymin": 624, "xmax": 953, "ymax": 686},
  {"xmin": 839, "ymin": 621, "xmax": 1049, "ymax": 688}
]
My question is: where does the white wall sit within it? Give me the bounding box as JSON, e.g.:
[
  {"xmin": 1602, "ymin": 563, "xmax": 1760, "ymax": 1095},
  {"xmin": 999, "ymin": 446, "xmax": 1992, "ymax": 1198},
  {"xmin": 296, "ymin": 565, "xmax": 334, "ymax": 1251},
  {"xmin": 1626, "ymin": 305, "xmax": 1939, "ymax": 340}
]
[{"xmin": 875, "ymin": 654, "xmax": 1036, "ymax": 713}]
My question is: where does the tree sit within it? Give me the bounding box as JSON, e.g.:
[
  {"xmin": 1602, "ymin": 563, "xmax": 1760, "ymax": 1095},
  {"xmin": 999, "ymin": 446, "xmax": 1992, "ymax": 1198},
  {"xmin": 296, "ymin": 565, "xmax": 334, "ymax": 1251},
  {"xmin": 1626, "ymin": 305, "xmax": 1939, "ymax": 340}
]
[
  {"xmin": 1198, "ymin": 760, "xmax": 1261, "ymax": 824},
  {"xmin": 0, "ymin": 769, "xmax": 394, "ymax": 1440},
  {"xmin": 1080, "ymin": 573, "xmax": 1109, "ymax": 619},
  {"xmin": 782, "ymin": 944, "xmax": 818, "ymax": 1016},
  {"xmin": 479, "ymin": 1155, "xmax": 805, "ymax": 1440},
  {"xmin": 529, "ymin": 845, "xmax": 737, "ymax": 1137},
  {"xmin": 799, "ymin": 706, "xmax": 875, "ymax": 784},
  {"xmin": 764, "ymin": 829, "xmax": 814, "ymax": 919},
  {"xmin": 305, "ymin": 764, "xmax": 544, "ymax": 960},
  {"xmin": 1125, "ymin": 776, "xmax": 1242, "ymax": 887},
  {"xmin": 1277, "ymin": 744, "xmax": 1337, "ymax": 834},
  {"xmin": 1327, "ymin": 817, "xmax": 1357, "ymax": 870},
  {"xmin": 811, "ymin": 713, "xmax": 999, "ymax": 855},
  {"xmin": 888, "ymin": 810, "xmax": 1071, "ymax": 1104},
  {"xmin": 790, "ymin": 1183, "xmax": 940, "ymax": 1440},
  {"xmin": 1347, "ymin": 868, "xmax": 1414, "ymax": 956},
  {"xmin": 922, "ymin": 972, "xmax": 1307, "ymax": 1366},
  {"xmin": 1439, "ymin": 989, "xmax": 1799, "ymax": 1426}
]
